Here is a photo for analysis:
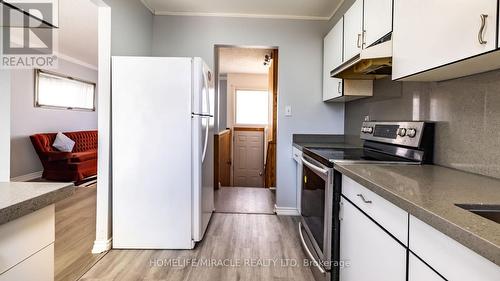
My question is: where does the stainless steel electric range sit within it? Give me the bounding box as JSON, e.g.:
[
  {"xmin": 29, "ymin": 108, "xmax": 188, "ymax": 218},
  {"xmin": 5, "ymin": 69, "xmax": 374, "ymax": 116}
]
[{"xmin": 298, "ymin": 121, "xmax": 435, "ymax": 281}]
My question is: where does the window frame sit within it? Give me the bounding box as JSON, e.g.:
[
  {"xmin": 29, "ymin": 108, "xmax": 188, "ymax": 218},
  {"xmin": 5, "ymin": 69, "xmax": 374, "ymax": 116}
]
[
  {"xmin": 34, "ymin": 69, "xmax": 97, "ymax": 112},
  {"xmin": 234, "ymin": 88, "xmax": 270, "ymax": 126}
]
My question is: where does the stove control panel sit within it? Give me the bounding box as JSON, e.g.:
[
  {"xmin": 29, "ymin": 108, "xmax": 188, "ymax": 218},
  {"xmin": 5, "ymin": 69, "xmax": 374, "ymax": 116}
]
[{"xmin": 360, "ymin": 121, "xmax": 432, "ymax": 148}]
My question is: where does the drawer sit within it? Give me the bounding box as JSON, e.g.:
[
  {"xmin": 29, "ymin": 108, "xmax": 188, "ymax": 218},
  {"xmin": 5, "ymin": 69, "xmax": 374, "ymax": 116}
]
[
  {"xmin": 342, "ymin": 175, "xmax": 408, "ymax": 244},
  {"xmin": 0, "ymin": 205, "xmax": 55, "ymax": 274},
  {"xmin": 409, "ymin": 215, "xmax": 500, "ymax": 281},
  {"xmin": 0, "ymin": 243, "xmax": 54, "ymax": 281},
  {"xmin": 292, "ymin": 147, "xmax": 302, "ymax": 162}
]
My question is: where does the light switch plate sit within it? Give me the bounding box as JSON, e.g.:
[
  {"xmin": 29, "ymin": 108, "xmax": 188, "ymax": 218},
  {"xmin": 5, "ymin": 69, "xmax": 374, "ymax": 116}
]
[{"xmin": 285, "ymin": 105, "xmax": 292, "ymax": 116}]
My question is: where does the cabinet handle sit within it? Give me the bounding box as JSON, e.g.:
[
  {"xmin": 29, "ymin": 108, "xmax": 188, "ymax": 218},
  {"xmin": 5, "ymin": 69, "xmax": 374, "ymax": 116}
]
[
  {"xmin": 357, "ymin": 194, "xmax": 372, "ymax": 204},
  {"xmin": 362, "ymin": 30, "xmax": 367, "ymax": 47},
  {"xmin": 357, "ymin": 33, "xmax": 362, "ymax": 48},
  {"xmin": 478, "ymin": 14, "xmax": 488, "ymax": 44},
  {"xmin": 337, "ymin": 81, "xmax": 342, "ymax": 93}
]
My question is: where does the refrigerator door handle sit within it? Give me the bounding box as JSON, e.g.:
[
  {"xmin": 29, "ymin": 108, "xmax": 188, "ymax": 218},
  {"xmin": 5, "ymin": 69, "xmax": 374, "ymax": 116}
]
[
  {"xmin": 202, "ymin": 68, "xmax": 211, "ymax": 116},
  {"xmin": 201, "ymin": 116, "xmax": 210, "ymax": 163}
]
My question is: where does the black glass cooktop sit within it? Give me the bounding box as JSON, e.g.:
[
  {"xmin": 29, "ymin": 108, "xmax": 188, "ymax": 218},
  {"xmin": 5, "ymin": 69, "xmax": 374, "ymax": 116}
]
[{"xmin": 302, "ymin": 147, "xmax": 418, "ymax": 168}]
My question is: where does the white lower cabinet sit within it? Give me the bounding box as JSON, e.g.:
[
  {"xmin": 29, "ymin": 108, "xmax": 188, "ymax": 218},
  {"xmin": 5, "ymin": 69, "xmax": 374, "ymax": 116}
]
[
  {"xmin": 292, "ymin": 147, "xmax": 302, "ymax": 213},
  {"xmin": 408, "ymin": 253, "xmax": 445, "ymax": 281},
  {"xmin": 409, "ymin": 215, "xmax": 500, "ymax": 281},
  {"xmin": 339, "ymin": 197, "xmax": 407, "ymax": 281},
  {"xmin": 0, "ymin": 244, "xmax": 54, "ymax": 281}
]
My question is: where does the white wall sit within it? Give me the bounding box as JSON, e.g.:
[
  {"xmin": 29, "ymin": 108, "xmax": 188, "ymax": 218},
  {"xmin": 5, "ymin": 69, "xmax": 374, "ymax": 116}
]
[
  {"xmin": 103, "ymin": 0, "xmax": 153, "ymax": 56},
  {"xmin": 152, "ymin": 16, "xmax": 345, "ymax": 209},
  {"xmin": 0, "ymin": 70, "xmax": 11, "ymax": 182},
  {"xmin": 10, "ymin": 58, "xmax": 98, "ymax": 178}
]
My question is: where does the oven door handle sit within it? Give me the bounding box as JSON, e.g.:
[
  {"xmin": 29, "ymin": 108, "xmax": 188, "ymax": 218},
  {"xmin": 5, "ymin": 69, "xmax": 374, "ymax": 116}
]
[
  {"xmin": 299, "ymin": 222, "xmax": 326, "ymax": 274},
  {"xmin": 301, "ymin": 157, "xmax": 329, "ymax": 177}
]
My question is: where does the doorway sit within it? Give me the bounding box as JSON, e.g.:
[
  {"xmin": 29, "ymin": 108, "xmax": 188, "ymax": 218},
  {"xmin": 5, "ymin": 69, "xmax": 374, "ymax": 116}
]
[{"xmin": 213, "ymin": 45, "xmax": 279, "ymax": 214}]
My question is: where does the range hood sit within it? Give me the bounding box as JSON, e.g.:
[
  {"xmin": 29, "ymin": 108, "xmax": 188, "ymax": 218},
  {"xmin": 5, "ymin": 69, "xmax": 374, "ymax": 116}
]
[{"xmin": 331, "ymin": 40, "xmax": 392, "ymax": 80}]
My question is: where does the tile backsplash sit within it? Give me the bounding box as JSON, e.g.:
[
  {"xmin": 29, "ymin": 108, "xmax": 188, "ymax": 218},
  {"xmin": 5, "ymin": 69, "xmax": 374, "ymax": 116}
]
[{"xmin": 345, "ymin": 69, "xmax": 500, "ymax": 179}]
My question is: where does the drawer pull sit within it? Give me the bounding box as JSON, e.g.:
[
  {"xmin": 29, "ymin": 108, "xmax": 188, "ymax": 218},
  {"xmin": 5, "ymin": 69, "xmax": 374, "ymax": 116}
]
[
  {"xmin": 478, "ymin": 14, "xmax": 488, "ymax": 44},
  {"xmin": 357, "ymin": 194, "xmax": 372, "ymax": 204}
]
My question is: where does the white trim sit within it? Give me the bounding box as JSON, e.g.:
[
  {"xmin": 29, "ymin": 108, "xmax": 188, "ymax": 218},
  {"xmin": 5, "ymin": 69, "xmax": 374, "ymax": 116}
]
[
  {"xmin": 140, "ymin": 0, "xmax": 155, "ymax": 14},
  {"xmin": 55, "ymin": 52, "xmax": 98, "ymax": 71},
  {"xmin": 91, "ymin": 238, "xmax": 112, "ymax": 254},
  {"xmin": 274, "ymin": 204, "xmax": 300, "ymax": 216},
  {"xmin": 154, "ymin": 11, "xmax": 331, "ymax": 21},
  {"xmin": 328, "ymin": 0, "xmax": 346, "ymax": 20},
  {"xmin": 10, "ymin": 171, "xmax": 43, "ymax": 182}
]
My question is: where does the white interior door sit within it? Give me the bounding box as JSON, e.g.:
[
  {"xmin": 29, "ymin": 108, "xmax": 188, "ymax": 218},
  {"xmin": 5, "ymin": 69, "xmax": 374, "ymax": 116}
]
[{"xmin": 233, "ymin": 129, "xmax": 264, "ymax": 187}]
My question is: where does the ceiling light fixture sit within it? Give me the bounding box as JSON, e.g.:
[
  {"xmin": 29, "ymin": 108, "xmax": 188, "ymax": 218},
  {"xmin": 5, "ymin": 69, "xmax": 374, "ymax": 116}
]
[{"xmin": 263, "ymin": 54, "xmax": 272, "ymax": 66}]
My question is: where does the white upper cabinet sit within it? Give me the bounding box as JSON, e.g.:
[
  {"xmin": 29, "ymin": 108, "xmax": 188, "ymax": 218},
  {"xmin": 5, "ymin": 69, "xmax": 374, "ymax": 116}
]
[
  {"xmin": 343, "ymin": 0, "xmax": 363, "ymax": 62},
  {"xmin": 323, "ymin": 18, "xmax": 344, "ymax": 101},
  {"xmin": 363, "ymin": 0, "xmax": 393, "ymax": 47},
  {"xmin": 393, "ymin": 0, "xmax": 498, "ymax": 80}
]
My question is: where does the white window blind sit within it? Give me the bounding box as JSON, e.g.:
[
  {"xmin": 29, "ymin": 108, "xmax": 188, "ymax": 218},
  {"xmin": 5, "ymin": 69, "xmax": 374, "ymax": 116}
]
[
  {"xmin": 36, "ymin": 70, "xmax": 96, "ymax": 110},
  {"xmin": 235, "ymin": 90, "xmax": 269, "ymax": 125}
]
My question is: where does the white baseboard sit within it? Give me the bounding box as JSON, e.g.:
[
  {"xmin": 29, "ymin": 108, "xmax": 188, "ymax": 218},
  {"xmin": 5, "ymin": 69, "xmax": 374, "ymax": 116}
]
[
  {"xmin": 92, "ymin": 238, "xmax": 112, "ymax": 254},
  {"xmin": 274, "ymin": 204, "xmax": 300, "ymax": 216},
  {"xmin": 10, "ymin": 171, "xmax": 43, "ymax": 182}
]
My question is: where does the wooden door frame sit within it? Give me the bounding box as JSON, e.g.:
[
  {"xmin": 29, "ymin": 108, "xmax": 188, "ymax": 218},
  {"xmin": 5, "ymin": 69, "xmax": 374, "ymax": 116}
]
[{"xmin": 213, "ymin": 45, "xmax": 279, "ymax": 188}]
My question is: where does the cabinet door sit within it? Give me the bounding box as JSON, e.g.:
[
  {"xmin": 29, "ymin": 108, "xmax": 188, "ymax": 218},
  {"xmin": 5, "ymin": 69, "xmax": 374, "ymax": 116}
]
[
  {"xmin": 408, "ymin": 253, "xmax": 445, "ymax": 281},
  {"xmin": 343, "ymin": 0, "xmax": 363, "ymax": 62},
  {"xmin": 323, "ymin": 18, "xmax": 344, "ymax": 101},
  {"xmin": 339, "ymin": 198, "xmax": 407, "ymax": 281},
  {"xmin": 363, "ymin": 0, "xmax": 393, "ymax": 47},
  {"xmin": 393, "ymin": 0, "xmax": 498, "ymax": 80}
]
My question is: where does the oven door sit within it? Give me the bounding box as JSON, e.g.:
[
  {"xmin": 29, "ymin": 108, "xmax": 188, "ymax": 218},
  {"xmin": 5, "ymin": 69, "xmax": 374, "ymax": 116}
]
[{"xmin": 299, "ymin": 155, "xmax": 333, "ymax": 276}]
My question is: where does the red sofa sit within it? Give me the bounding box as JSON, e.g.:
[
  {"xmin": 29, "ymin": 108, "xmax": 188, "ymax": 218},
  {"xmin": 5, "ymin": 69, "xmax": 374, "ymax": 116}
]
[{"xmin": 30, "ymin": 130, "xmax": 98, "ymax": 182}]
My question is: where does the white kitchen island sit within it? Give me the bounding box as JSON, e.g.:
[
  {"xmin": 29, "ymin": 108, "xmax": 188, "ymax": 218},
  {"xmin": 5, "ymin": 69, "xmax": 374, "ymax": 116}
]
[{"xmin": 0, "ymin": 182, "xmax": 74, "ymax": 281}]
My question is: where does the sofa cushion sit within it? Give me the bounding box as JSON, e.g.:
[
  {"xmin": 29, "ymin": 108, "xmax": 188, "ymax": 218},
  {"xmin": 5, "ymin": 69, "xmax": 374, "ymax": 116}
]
[
  {"xmin": 53, "ymin": 132, "xmax": 75, "ymax": 152},
  {"xmin": 70, "ymin": 150, "xmax": 97, "ymax": 163}
]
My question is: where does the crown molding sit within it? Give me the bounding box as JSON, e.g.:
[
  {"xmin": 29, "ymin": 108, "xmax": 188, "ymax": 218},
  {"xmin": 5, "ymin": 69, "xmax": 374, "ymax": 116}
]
[
  {"xmin": 328, "ymin": 0, "xmax": 345, "ymax": 20},
  {"xmin": 140, "ymin": 0, "xmax": 155, "ymax": 14},
  {"xmin": 56, "ymin": 52, "xmax": 98, "ymax": 71},
  {"xmin": 154, "ymin": 11, "xmax": 331, "ymax": 21}
]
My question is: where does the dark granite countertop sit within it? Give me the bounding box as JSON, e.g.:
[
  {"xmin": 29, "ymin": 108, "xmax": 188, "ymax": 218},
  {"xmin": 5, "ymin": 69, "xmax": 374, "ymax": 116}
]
[
  {"xmin": 334, "ymin": 163, "xmax": 500, "ymax": 266},
  {"xmin": 0, "ymin": 182, "xmax": 75, "ymax": 225},
  {"xmin": 292, "ymin": 134, "xmax": 361, "ymax": 151}
]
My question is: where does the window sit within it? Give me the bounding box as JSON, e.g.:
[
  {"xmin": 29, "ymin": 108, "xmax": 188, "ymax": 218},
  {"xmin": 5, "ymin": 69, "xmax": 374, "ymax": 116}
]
[
  {"xmin": 35, "ymin": 69, "xmax": 96, "ymax": 111},
  {"xmin": 235, "ymin": 89, "xmax": 269, "ymax": 125}
]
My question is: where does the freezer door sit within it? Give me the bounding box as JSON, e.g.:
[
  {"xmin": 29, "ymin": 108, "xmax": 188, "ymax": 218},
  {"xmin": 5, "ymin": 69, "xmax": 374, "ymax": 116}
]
[{"xmin": 192, "ymin": 58, "xmax": 214, "ymax": 117}]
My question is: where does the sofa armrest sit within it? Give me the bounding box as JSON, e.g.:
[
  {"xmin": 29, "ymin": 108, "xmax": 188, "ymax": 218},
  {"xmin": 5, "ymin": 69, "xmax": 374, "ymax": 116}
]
[{"xmin": 45, "ymin": 152, "xmax": 73, "ymax": 162}]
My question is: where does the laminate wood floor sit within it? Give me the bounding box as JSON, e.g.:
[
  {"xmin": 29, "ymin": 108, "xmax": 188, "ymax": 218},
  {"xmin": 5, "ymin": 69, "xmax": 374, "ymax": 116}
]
[
  {"xmin": 55, "ymin": 183, "xmax": 105, "ymax": 281},
  {"xmin": 79, "ymin": 213, "xmax": 315, "ymax": 281},
  {"xmin": 215, "ymin": 187, "xmax": 275, "ymax": 214}
]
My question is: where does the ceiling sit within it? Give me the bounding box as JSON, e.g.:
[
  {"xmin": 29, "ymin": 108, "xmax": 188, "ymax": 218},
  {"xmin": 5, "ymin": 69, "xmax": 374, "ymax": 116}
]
[
  {"xmin": 219, "ymin": 48, "xmax": 272, "ymax": 75},
  {"xmin": 143, "ymin": 0, "xmax": 344, "ymax": 20},
  {"xmin": 57, "ymin": 0, "xmax": 98, "ymax": 68}
]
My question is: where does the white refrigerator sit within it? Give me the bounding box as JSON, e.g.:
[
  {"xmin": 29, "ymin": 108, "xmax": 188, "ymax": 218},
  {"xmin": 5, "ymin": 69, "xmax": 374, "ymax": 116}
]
[{"xmin": 111, "ymin": 57, "xmax": 214, "ymax": 249}]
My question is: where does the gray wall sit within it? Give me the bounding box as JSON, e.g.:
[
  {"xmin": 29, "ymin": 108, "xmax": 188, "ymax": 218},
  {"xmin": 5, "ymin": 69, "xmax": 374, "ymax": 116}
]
[
  {"xmin": 152, "ymin": 15, "xmax": 345, "ymax": 208},
  {"xmin": 10, "ymin": 59, "xmax": 98, "ymax": 178},
  {"xmin": 345, "ymin": 70, "xmax": 500, "ymax": 179},
  {"xmin": 103, "ymin": 0, "xmax": 153, "ymax": 56}
]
